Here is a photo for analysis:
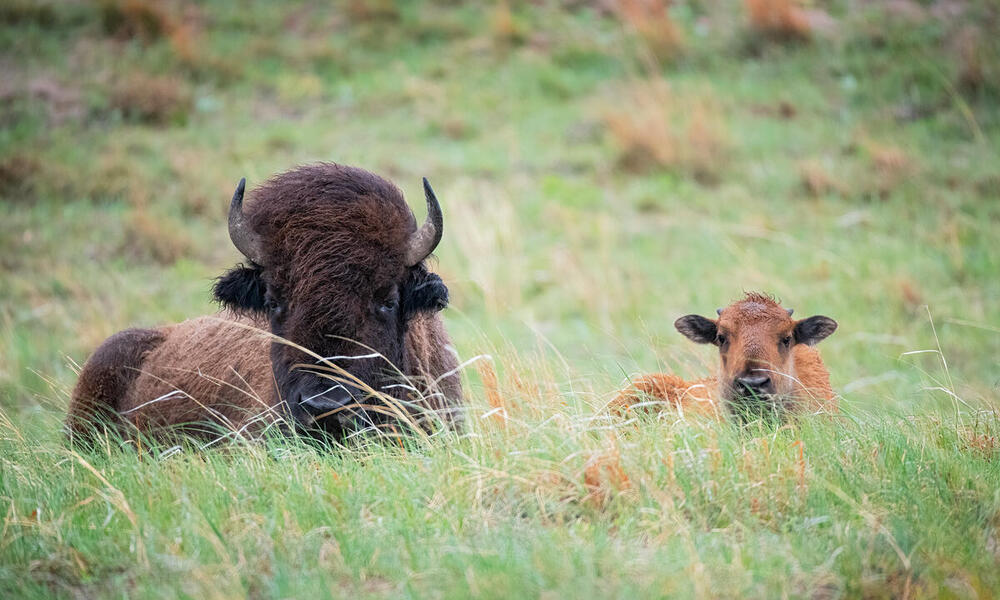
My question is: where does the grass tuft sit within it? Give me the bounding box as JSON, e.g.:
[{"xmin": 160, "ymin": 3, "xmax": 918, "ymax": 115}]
[
  {"xmin": 110, "ymin": 73, "xmax": 192, "ymax": 125},
  {"xmin": 0, "ymin": 153, "xmax": 42, "ymax": 199},
  {"xmin": 99, "ymin": 0, "xmax": 174, "ymax": 42},
  {"xmin": 744, "ymin": 0, "xmax": 810, "ymax": 41},
  {"xmin": 601, "ymin": 77, "xmax": 727, "ymax": 181},
  {"xmin": 616, "ymin": 0, "xmax": 684, "ymax": 62},
  {"xmin": 799, "ymin": 159, "xmax": 845, "ymax": 198},
  {"xmin": 122, "ymin": 206, "xmax": 193, "ymax": 265}
]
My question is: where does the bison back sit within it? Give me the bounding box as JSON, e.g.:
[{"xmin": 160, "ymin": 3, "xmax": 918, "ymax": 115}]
[
  {"xmin": 120, "ymin": 314, "xmax": 278, "ymax": 441},
  {"xmin": 67, "ymin": 314, "xmax": 279, "ymax": 446},
  {"xmin": 66, "ymin": 327, "xmax": 167, "ymax": 446}
]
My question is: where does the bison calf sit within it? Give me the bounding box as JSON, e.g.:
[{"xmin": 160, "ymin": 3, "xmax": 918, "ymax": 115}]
[
  {"xmin": 614, "ymin": 292, "xmax": 837, "ymax": 422},
  {"xmin": 67, "ymin": 163, "xmax": 464, "ymax": 446}
]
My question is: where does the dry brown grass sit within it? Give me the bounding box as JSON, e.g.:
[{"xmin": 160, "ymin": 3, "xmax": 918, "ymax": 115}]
[
  {"xmin": 961, "ymin": 422, "xmax": 999, "ymax": 460},
  {"xmin": 739, "ymin": 437, "xmax": 809, "ymax": 525},
  {"xmin": 0, "ymin": 153, "xmax": 42, "ymax": 198},
  {"xmin": 0, "ymin": 151, "xmax": 80, "ymax": 202},
  {"xmin": 491, "ymin": 1, "xmax": 526, "ymax": 46},
  {"xmin": 476, "ymin": 359, "xmax": 508, "ymax": 426},
  {"xmin": 952, "ymin": 24, "xmax": 999, "ymax": 95},
  {"xmin": 615, "ymin": 0, "xmax": 684, "ymax": 62},
  {"xmin": 601, "ymin": 77, "xmax": 727, "ymax": 181},
  {"xmin": 110, "ymin": 73, "xmax": 191, "ymax": 125},
  {"xmin": 99, "ymin": 1, "xmax": 237, "ymax": 81},
  {"xmin": 0, "ymin": 0, "xmax": 57, "ymax": 27},
  {"xmin": 345, "ymin": 0, "xmax": 401, "ymax": 23},
  {"xmin": 896, "ymin": 277, "xmax": 924, "ymax": 310},
  {"xmin": 867, "ymin": 142, "xmax": 911, "ymax": 198},
  {"xmin": 583, "ymin": 444, "xmax": 632, "ymax": 509},
  {"xmin": 799, "ymin": 159, "xmax": 846, "ymax": 197},
  {"xmin": 744, "ymin": 0, "xmax": 810, "ymax": 41},
  {"xmin": 123, "ymin": 207, "xmax": 192, "ymax": 265},
  {"xmin": 100, "ymin": 0, "xmax": 174, "ymax": 41}
]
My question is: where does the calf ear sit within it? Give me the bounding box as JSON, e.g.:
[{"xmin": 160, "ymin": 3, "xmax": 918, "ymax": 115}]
[
  {"xmin": 675, "ymin": 315, "xmax": 718, "ymax": 344},
  {"xmin": 794, "ymin": 315, "xmax": 838, "ymax": 346},
  {"xmin": 213, "ymin": 264, "xmax": 267, "ymax": 313}
]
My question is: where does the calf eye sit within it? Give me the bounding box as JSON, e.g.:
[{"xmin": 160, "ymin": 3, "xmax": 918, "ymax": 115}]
[
  {"xmin": 781, "ymin": 335, "xmax": 792, "ymax": 348},
  {"xmin": 716, "ymin": 334, "xmax": 727, "ymax": 346}
]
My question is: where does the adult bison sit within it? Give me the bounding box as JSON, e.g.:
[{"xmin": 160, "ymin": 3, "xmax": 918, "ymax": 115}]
[
  {"xmin": 614, "ymin": 292, "xmax": 837, "ymax": 422},
  {"xmin": 66, "ymin": 163, "xmax": 464, "ymax": 445}
]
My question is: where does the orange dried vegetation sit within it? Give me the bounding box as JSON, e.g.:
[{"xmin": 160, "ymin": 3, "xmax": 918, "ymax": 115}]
[
  {"xmin": 616, "ymin": 0, "xmax": 683, "ymax": 61},
  {"xmin": 476, "ymin": 359, "xmax": 507, "ymax": 426},
  {"xmin": 602, "ymin": 78, "xmax": 726, "ymax": 181},
  {"xmin": 583, "ymin": 446, "xmax": 631, "ymax": 509},
  {"xmin": 744, "ymin": 0, "xmax": 810, "ymax": 40}
]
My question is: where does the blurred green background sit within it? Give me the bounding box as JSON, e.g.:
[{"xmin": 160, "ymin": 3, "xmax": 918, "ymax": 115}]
[{"xmin": 2, "ymin": 0, "xmax": 997, "ymax": 416}]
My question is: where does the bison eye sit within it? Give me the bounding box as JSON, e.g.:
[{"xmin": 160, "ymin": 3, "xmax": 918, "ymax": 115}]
[
  {"xmin": 379, "ymin": 299, "xmax": 398, "ymax": 314},
  {"xmin": 715, "ymin": 334, "xmax": 727, "ymax": 347},
  {"xmin": 264, "ymin": 294, "xmax": 282, "ymax": 317},
  {"xmin": 781, "ymin": 335, "xmax": 792, "ymax": 348}
]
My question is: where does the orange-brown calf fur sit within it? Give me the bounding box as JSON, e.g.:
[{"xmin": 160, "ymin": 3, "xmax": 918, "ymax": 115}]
[
  {"xmin": 613, "ymin": 293, "xmax": 837, "ymax": 419},
  {"xmin": 613, "ymin": 345, "xmax": 835, "ymax": 417}
]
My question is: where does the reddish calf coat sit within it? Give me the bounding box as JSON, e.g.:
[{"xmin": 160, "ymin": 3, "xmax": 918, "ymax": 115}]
[
  {"xmin": 614, "ymin": 293, "xmax": 837, "ymax": 420},
  {"xmin": 613, "ymin": 345, "xmax": 835, "ymax": 417}
]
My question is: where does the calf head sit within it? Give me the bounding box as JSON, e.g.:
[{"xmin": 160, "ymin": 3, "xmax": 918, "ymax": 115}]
[
  {"xmin": 674, "ymin": 292, "xmax": 836, "ymax": 421},
  {"xmin": 213, "ymin": 164, "xmax": 450, "ymax": 438}
]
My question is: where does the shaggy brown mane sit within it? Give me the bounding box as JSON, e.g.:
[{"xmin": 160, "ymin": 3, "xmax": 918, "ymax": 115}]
[{"xmin": 246, "ymin": 163, "xmax": 417, "ymax": 348}]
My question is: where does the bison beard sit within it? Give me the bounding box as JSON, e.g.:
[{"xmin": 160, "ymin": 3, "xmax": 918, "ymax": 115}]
[{"xmin": 66, "ymin": 163, "xmax": 464, "ymax": 447}]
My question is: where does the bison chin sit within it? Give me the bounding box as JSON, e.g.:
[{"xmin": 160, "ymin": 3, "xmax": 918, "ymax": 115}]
[
  {"xmin": 287, "ymin": 382, "xmax": 365, "ymax": 440},
  {"xmin": 275, "ymin": 356, "xmax": 424, "ymax": 441}
]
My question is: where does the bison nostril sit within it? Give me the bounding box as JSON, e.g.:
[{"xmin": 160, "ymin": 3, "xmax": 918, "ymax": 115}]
[
  {"xmin": 736, "ymin": 375, "xmax": 771, "ymax": 392},
  {"xmin": 297, "ymin": 384, "xmax": 357, "ymax": 419}
]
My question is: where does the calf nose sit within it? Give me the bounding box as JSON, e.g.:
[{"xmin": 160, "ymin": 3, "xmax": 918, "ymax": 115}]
[{"xmin": 736, "ymin": 375, "xmax": 771, "ymax": 394}]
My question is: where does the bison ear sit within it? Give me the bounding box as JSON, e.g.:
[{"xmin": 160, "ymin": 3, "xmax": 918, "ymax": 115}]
[
  {"xmin": 403, "ymin": 270, "xmax": 449, "ymax": 317},
  {"xmin": 213, "ymin": 264, "xmax": 267, "ymax": 313},
  {"xmin": 675, "ymin": 315, "xmax": 717, "ymax": 344},
  {"xmin": 794, "ymin": 315, "xmax": 838, "ymax": 346}
]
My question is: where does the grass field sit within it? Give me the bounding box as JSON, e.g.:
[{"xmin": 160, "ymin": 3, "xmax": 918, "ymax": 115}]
[{"xmin": 1, "ymin": 1, "xmax": 999, "ymax": 597}]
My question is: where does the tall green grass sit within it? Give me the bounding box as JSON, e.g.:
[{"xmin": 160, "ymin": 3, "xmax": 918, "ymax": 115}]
[{"xmin": 2, "ymin": 379, "xmax": 999, "ymax": 598}]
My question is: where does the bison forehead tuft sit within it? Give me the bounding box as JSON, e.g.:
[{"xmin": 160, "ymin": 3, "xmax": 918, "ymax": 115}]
[{"xmin": 243, "ymin": 163, "xmax": 418, "ymax": 269}]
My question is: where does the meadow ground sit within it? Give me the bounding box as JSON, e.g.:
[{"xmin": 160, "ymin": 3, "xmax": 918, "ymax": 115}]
[{"xmin": 1, "ymin": 1, "xmax": 999, "ymax": 597}]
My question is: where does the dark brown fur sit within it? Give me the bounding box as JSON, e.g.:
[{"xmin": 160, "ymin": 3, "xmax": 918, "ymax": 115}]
[{"xmin": 67, "ymin": 164, "xmax": 463, "ymax": 445}]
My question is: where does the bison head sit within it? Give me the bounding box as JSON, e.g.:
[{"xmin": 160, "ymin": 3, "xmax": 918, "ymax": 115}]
[
  {"xmin": 212, "ymin": 164, "xmax": 450, "ymax": 438},
  {"xmin": 674, "ymin": 292, "xmax": 837, "ymax": 421}
]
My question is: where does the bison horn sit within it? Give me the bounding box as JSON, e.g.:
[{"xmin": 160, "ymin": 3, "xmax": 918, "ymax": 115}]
[
  {"xmin": 786, "ymin": 308, "xmax": 794, "ymax": 316},
  {"xmin": 228, "ymin": 177, "xmax": 266, "ymax": 266},
  {"xmin": 404, "ymin": 177, "xmax": 444, "ymax": 267}
]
